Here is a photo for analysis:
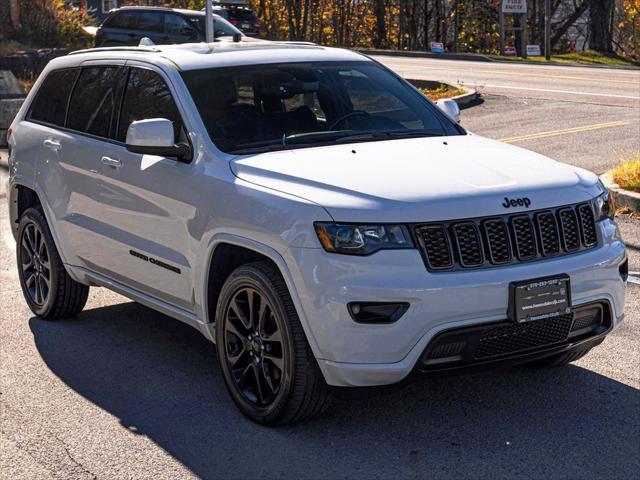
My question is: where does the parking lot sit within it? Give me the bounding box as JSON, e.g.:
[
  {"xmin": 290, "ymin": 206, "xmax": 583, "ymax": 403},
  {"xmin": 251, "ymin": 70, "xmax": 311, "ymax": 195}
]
[{"xmin": 1, "ymin": 87, "xmax": 639, "ymax": 478}]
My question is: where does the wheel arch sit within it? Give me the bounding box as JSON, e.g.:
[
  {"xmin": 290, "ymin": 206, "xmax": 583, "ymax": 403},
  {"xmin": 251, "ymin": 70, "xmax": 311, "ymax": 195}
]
[
  {"xmin": 9, "ymin": 179, "xmax": 74, "ymax": 270},
  {"xmin": 201, "ymin": 235, "xmax": 323, "ymax": 360},
  {"xmin": 9, "ymin": 180, "xmax": 43, "ymax": 240}
]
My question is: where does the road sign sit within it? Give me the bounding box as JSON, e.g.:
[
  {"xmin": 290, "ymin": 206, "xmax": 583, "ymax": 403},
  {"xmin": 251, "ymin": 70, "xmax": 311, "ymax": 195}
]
[
  {"xmin": 502, "ymin": 0, "xmax": 527, "ymax": 13},
  {"xmin": 430, "ymin": 42, "xmax": 445, "ymax": 54},
  {"xmin": 526, "ymin": 44, "xmax": 542, "ymax": 56}
]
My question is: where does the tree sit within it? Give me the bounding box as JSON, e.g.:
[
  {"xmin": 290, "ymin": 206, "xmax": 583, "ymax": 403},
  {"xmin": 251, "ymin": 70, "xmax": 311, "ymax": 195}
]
[
  {"xmin": 10, "ymin": 0, "xmax": 21, "ymax": 30},
  {"xmin": 374, "ymin": 0, "xmax": 386, "ymax": 48},
  {"xmin": 588, "ymin": 0, "xmax": 615, "ymax": 52}
]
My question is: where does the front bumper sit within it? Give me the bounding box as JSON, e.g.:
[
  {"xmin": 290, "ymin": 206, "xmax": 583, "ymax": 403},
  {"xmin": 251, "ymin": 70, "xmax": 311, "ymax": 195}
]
[{"xmin": 284, "ymin": 219, "xmax": 626, "ymax": 387}]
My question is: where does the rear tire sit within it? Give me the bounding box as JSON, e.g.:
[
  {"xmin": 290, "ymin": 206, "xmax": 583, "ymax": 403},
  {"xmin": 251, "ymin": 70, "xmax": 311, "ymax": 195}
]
[
  {"xmin": 521, "ymin": 348, "xmax": 592, "ymax": 368},
  {"xmin": 215, "ymin": 261, "xmax": 331, "ymax": 425},
  {"xmin": 17, "ymin": 207, "xmax": 89, "ymax": 320}
]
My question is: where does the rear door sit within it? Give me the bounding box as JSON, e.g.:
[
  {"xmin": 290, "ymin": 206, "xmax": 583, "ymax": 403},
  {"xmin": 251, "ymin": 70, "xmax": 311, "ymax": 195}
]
[
  {"xmin": 49, "ymin": 62, "xmax": 130, "ymax": 273},
  {"xmin": 23, "ymin": 68, "xmax": 80, "ymax": 262}
]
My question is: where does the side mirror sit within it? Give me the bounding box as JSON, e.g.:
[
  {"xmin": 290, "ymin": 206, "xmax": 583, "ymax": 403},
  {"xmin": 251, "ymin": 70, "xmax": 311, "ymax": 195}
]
[
  {"xmin": 436, "ymin": 99, "xmax": 460, "ymax": 123},
  {"xmin": 125, "ymin": 118, "xmax": 190, "ymax": 159}
]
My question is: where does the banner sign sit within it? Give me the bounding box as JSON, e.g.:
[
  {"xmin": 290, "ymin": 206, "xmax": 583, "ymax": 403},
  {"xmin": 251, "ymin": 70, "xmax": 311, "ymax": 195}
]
[
  {"xmin": 526, "ymin": 44, "xmax": 542, "ymax": 56},
  {"xmin": 502, "ymin": 0, "xmax": 527, "ymax": 13},
  {"xmin": 430, "ymin": 42, "xmax": 445, "ymax": 54}
]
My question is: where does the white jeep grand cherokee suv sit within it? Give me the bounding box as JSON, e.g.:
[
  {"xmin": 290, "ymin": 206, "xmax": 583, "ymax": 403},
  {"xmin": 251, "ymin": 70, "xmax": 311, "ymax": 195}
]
[{"xmin": 6, "ymin": 42, "xmax": 627, "ymax": 425}]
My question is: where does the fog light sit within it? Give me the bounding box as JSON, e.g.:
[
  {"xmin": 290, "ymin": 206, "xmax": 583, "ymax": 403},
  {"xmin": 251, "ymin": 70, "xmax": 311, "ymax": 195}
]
[{"xmin": 347, "ymin": 302, "xmax": 409, "ymax": 324}]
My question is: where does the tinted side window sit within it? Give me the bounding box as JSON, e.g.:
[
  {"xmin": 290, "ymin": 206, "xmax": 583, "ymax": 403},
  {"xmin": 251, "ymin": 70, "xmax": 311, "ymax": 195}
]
[
  {"xmin": 28, "ymin": 69, "xmax": 78, "ymax": 126},
  {"xmin": 165, "ymin": 14, "xmax": 192, "ymax": 35},
  {"xmin": 118, "ymin": 68, "xmax": 183, "ymax": 143},
  {"xmin": 104, "ymin": 11, "xmax": 137, "ymax": 28},
  {"xmin": 137, "ymin": 12, "xmax": 163, "ymax": 32},
  {"xmin": 68, "ymin": 67, "xmax": 126, "ymax": 139}
]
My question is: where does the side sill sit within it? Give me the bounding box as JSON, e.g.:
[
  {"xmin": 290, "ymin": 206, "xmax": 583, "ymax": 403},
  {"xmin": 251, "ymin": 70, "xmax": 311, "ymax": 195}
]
[{"xmin": 69, "ymin": 265, "xmax": 212, "ymax": 340}]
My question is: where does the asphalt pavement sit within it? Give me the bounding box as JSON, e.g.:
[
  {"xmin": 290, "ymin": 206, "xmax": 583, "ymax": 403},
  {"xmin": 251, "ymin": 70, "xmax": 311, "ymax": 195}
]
[
  {"xmin": 1, "ymin": 59, "xmax": 640, "ymax": 479},
  {"xmin": 371, "ymin": 55, "xmax": 640, "ymax": 108}
]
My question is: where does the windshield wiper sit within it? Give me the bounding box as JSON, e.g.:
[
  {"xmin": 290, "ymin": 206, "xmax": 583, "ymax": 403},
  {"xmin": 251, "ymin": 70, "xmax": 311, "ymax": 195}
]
[
  {"xmin": 285, "ymin": 130, "xmax": 397, "ymax": 146},
  {"xmin": 230, "ymin": 131, "xmax": 374, "ymax": 153},
  {"xmin": 385, "ymin": 130, "xmax": 444, "ymax": 139},
  {"xmin": 229, "ymin": 130, "xmax": 444, "ymax": 154}
]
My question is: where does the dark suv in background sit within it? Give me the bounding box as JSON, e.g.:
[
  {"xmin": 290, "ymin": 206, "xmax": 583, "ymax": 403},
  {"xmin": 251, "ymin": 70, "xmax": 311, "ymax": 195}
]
[
  {"xmin": 211, "ymin": 4, "xmax": 261, "ymax": 37},
  {"xmin": 95, "ymin": 7, "xmax": 242, "ymax": 47}
]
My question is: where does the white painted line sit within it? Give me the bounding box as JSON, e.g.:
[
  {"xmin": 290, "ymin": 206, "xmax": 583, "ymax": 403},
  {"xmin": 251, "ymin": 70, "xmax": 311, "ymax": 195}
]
[{"xmin": 482, "ymin": 84, "xmax": 640, "ymax": 100}]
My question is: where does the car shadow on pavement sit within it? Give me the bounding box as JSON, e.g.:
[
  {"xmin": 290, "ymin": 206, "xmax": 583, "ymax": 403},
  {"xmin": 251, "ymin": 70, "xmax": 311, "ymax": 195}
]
[{"xmin": 29, "ymin": 301, "xmax": 639, "ymax": 479}]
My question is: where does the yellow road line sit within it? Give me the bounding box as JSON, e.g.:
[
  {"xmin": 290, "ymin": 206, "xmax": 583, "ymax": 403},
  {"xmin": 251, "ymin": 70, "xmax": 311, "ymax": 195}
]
[{"xmin": 498, "ymin": 121, "xmax": 630, "ymax": 143}]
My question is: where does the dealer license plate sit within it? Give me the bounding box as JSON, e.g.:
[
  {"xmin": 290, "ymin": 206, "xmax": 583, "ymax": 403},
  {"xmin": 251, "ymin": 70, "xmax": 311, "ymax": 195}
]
[{"xmin": 509, "ymin": 275, "xmax": 571, "ymax": 323}]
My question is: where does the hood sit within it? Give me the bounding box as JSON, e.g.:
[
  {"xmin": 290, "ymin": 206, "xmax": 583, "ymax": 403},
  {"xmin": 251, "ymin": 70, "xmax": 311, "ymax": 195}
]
[{"xmin": 230, "ymin": 134, "xmax": 602, "ymax": 222}]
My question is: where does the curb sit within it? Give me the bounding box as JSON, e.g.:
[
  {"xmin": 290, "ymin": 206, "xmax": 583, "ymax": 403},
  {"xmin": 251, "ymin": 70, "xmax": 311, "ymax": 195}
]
[
  {"xmin": 450, "ymin": 88, "xmax": 479, "ymax": 108},
  {"xmin": 406, "ymin": 79, "xmax": 479, "ymax": 109},
  {"xmin": 358, "ymin": 48, "xmax": 493, "ymax": 63},
  {"xmin": 601, "ymin": 171, "xmax": 640, "ymax": 212},
  {"xmin": 357, "ymin": 48, "xmax": 640, "ymax": 71}
]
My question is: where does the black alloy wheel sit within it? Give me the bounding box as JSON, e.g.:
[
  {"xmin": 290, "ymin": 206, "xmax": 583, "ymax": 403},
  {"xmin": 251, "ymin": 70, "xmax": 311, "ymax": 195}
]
[
  {"xmin": 223, "ymin": 286, "xmax": 286, "ymax": 407},
  {"xmin": 215, "ymin": 262, "xmax": 331, "ymax": 425},
  {"xmin": 20, "ymin": 222, "xmax": 51, "ymax": 306},
  {"xmin": 17, "ymin": 207, "xmax": 89, "ymax": 319}
]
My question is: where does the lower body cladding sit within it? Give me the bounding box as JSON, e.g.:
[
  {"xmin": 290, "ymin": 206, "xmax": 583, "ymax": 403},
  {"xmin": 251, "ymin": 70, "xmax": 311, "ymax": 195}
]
[{"xmin": 285, "ymin": 222, "xmax": 626, "ymax": 387}]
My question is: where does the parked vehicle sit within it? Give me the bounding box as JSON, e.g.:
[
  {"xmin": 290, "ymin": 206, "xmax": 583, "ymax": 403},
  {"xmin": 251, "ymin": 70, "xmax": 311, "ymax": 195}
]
[
  {"xmin": 6, "ymin": 41, "xmax": 627, "ymax": 425},
  {"xmin": 94, "ymin": 7, "xmax": 242, "ymax": 47},
  {"xmin": 209, "ymin": 1, "xmax": 262, "ymax": 37}
]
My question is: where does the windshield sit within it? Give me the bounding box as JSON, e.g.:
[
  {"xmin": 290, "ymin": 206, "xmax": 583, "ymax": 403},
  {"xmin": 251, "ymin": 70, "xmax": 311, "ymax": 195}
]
[
  {"xmin": 194, "ymin": 15, "xmax": 241, "ymax": 37},
  {"xmin": 181, "ymin": 61, "xmax": 464, "ymax": 154}
]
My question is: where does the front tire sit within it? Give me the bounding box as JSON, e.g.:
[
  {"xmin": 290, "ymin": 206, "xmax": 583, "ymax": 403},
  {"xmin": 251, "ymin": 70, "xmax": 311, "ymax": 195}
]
[
  {"xmin": 215, "ymin": 261, "xmax": 331, "ymax": 425},
  {"xmin": 17, "ymin": 207, "xmax": 89, "ymax": 319}
]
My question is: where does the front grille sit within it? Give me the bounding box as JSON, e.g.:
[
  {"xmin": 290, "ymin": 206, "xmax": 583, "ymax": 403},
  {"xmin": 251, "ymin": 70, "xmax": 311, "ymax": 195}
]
[
  {"xmin": 558, "ymin": 208, "xmax": 581, "ymax": 251},
  {"xmin": 415, "ymin": 202, "xmax": 598, "ymax": 271},
  {"xmin": 577, "ymin": 203, "xmax": 598, "ymax": 246},
  {"xmin": 416, "ymin": 225, "xmax": 453, "ymax": 269},
  {"xmin": 452, "ymin": 222, "xmax": 484, "ymax": 267},
  {"xmin": 427, "ymin": 341, "xmax": 467, "ymax": 359},
  {"xmin": 536, "ymin": 211, "xmax": 560, "ymax": 256},
  {"xmin": 483, "ymin": 219, "xmax": 511, "ymax": 264},
  {"xmin": 421, "ymin": 303, "xmax": 609, "ymax": 371},
  {"xmin": 511, "ymin": 215, "xmax": 537, "ymax": 260},
  {"xmin": 475, "ymin": 314, "xmax": 573, "ymax": 359}
]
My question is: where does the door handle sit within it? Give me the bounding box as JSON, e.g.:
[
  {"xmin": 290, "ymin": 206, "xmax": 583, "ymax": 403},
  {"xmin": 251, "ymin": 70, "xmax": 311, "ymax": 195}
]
[
  {"xmin": 101, "ymin": 156, "xmax": 122, "ymax": 168},
  {"xmin": 43, "ymin": 139, "xmax": 61, "ymax": 151}
]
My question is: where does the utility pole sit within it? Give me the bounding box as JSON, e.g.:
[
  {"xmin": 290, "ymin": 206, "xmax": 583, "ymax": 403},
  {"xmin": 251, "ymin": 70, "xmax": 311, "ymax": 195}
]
[
  {"xmin": 544, "ymin": 0, "xmax": 551, "ymax": 60},
  {"xmin": 205, "ymin": 0, "xmax": 214, "ymax": 43},
  {"xmin": 499, "ymin": 6, "xmax": 505, "ymax": 56}
]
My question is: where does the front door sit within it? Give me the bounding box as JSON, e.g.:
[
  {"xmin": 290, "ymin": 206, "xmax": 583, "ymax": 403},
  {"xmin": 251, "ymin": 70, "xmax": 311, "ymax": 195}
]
[{"xmin": 86, "ymin": 65, "xmax": 198, "ymax": 312}]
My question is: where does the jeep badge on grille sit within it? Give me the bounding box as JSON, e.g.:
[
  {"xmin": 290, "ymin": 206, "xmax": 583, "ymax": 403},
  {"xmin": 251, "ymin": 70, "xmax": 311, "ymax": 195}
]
[{"xmin": 502, "ymin": 197, "xmax": 532, "ymax": 208}]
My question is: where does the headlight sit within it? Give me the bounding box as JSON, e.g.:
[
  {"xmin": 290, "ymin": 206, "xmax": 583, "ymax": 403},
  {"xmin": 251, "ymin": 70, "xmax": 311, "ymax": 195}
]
[
  {"xmin": 314, "ymin": 223, "xmax": 414, "ymax": 255},
  {"xmin": 591, "ymin": 188, "xmax": 615, "ymax": 221}
]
